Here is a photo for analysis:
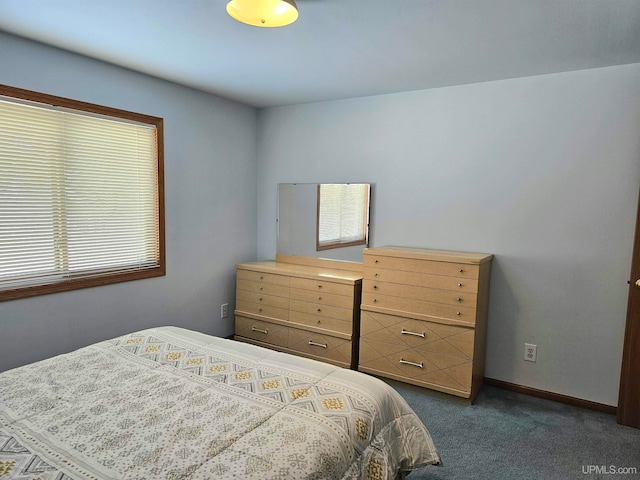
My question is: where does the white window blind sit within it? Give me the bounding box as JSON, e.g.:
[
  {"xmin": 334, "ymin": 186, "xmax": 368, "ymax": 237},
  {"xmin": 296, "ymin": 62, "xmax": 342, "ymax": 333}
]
[
  {"xmin": 0, "ymin": 92, "xmax": 162, "ymax": 299},
  {"xmin": 317, "ymin": 183, "xmax": 369, "ymax": 249}
]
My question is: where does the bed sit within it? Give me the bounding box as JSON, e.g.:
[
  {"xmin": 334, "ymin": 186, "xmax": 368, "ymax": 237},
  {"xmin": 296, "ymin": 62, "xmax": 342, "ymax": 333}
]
[{"xmin": 0, "ymin": 326, "xmax": 440, "ymax": 479}]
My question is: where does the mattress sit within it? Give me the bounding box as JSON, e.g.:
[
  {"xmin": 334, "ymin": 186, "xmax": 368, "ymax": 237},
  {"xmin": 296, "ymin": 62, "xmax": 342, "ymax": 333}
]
[{"xmin": 0, "ymin": 326, "xmax": 440, "ymax": 479}]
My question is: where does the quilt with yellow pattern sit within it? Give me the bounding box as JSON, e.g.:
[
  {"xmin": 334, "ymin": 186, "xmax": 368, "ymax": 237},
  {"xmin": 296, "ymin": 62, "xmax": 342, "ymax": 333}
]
[{"xmin": 0, "ymin": 326, "xmax": 440, "ymax": 479}]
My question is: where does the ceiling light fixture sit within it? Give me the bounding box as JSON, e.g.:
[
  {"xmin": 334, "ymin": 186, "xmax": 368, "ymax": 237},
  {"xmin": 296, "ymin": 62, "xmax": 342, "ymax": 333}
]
[{"xmin": 226, "ymin": 0, "xmax": 298, "ymax": 27}]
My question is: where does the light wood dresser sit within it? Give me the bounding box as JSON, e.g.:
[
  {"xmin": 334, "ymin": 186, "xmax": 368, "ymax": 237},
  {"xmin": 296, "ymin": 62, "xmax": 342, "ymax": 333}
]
[
  {"xmin": 359, "ymin": 246, "xmax": 493, "ymax": 401},
  {"xmin": 234, "ymin": 254, "xmax": 363, "ymax": 369}
]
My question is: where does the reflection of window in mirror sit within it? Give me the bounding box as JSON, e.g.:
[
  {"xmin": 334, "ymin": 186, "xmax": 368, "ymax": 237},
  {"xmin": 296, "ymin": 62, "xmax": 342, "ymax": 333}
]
[{"xmin": 317, "ymin": 183, "xmax": 370, "ymax": 251}]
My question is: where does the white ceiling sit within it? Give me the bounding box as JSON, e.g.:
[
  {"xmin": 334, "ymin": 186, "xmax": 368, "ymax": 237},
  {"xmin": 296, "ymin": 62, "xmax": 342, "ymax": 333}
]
[{"xmin": 0, "ymin": 0, "xmax": 639, "ymax": 108}]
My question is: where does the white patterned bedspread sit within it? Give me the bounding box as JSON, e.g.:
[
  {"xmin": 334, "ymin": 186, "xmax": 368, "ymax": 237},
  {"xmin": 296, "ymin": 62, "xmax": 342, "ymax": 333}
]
[{"xmin": 0, "ymin": 326, "xmax": 440, "ymax": 479}]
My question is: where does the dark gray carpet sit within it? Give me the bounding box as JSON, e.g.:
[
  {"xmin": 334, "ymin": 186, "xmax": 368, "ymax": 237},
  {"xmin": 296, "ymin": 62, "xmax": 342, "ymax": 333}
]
[{"xmin": 389, "ymin": 381, "xmax": 640, "ymax": 480}]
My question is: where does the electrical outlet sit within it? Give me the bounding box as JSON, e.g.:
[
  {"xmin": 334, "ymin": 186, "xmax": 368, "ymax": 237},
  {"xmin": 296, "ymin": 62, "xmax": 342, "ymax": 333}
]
[
  {"xmin": 220, "ymin": 303, "xmax": 229, "ymax": 319},
  {"xmin": 524, "ymin": 343, "xmax": 537, "ymax": 362}
]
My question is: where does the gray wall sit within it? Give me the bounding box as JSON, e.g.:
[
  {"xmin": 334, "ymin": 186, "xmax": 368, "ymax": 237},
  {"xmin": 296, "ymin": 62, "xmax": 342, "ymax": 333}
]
[
  {"xmin": 256, "ymin": 64, "xmax": 640, "ymax": 406},
  {"xmin": 0, "ymin": 32, "xmax": 258, "ymax": 372}
]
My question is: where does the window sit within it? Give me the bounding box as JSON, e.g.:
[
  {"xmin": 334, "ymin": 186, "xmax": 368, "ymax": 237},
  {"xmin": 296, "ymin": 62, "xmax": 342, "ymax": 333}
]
[
  {"xmin": 317, "ymin": 183, "xmax": 370, "ymax": 251},
  {"xmin": 0, "ymin": 85, "xmax": 165, "ymax": 301}
]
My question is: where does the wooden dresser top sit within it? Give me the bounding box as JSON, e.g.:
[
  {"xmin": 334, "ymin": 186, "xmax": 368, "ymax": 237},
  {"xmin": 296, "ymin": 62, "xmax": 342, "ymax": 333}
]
[
  {"xmin": 364, "ymin": 246, "xmax": 493, "ymax": 264},
  {"xmin": 237, "ymin": 254, "xmax": 363, "ymax": 284}
]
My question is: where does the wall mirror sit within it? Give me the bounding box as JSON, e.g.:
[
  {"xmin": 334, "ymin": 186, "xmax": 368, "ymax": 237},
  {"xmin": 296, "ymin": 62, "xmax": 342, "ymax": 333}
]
[{"xmin": 277, "ymin": 183, "xmax": 371, "ymax": 262}]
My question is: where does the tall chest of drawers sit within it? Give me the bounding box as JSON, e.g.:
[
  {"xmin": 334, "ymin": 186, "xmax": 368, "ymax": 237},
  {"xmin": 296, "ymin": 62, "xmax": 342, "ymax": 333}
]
[
  {"xmin": 359, "ymin": 246, "xmax": 493, "ymax": 401},
  {"xmin": 234, "ymin": 254, "xmax": 363, "ymax": 369}
]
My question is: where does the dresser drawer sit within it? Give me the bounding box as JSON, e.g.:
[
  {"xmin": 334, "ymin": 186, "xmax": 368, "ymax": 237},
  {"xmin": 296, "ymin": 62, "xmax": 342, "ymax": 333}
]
[
  {"xmin": 290, "ymin": 288, "xmax": 354, "ymax": 308},
  {"xmin": 364, "ymin": 255, "xmax": 479, "ymax": 279},
  {"xmin": 289, "ymin": 299, "xmax": 353, "ymax": 322},
  {"xmin": 360, "ymin": 310, "xmax": 474, "ymax": 359},
  {"xmin": 235, "ymin": 300, "xmax": 289, "ymax": 321},
  {"xmin": 237, "ymin": 278, "xmax": 289, "ymax": 297},
  {"xmin": 362, "ymin": 292, "xmax": 476, "ymax": 324},
  {"xmin": 288, "ymin": 310, "xmax": 352, "ymax": 335},
  {"xmin": 359, "ymin": 336, "xmax": 472, "ymax": 395},
  {"xmin": 363, "ymin": 267, "xmax": 478, "ymax": 293},
  {"xmin": 237, "ymin": 269, "xmax": 290, "ymax": 286},
  {"xmin": 289, "ymin": 277, "xmax": 353, "ymax": 296},
  {"xmin": 362, "ymin": 280, "xmax": 477, "ymax": 308},
  {"xmin": 287, "ymin": 327, "xmax": 352, "ymax": 366},
  {"xmin": 236, "ymin": 289, "xmax": 290, "ymax": 309},
  {"xmin": 235, "ymin": 316, "xmax": 288, "ymax": 348}
]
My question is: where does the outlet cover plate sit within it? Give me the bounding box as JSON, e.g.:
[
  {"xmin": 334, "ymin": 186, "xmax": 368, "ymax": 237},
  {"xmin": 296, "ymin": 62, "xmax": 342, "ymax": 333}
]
[{"xmin": 524, "ymin": 343, "xmax": 537, "ymax": 362}]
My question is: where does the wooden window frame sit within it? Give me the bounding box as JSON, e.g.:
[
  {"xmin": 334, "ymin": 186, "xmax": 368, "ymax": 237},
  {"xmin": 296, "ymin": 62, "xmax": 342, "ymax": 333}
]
[
  {"xmin": 0, "ymin": 84, "xmax": 165, "ymax": 302},
  {"xmin": 316, "ymin": 183, "xmax": 370, "ymax": 252}
]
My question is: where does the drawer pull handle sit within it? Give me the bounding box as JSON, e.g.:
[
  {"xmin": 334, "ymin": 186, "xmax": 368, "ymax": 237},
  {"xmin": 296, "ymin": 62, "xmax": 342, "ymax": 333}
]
[
  {"xmin": 373, "ymin": 285, "xmax": 378, "ymax": 289},
  {"xmin": 317, "ymin": 296, "xmax": 322, "ymax": 300},
  {"xmin": 401, "ymin": 328, "xmax": 425, "ymax": 338},
  {"xmin": 308, "ymin": 340, "xmax": 327, "ymax": 349},
  {"xmin": 259, "ymin": 286, "xmax": 264, "ymax": 290},
  {"xmin": 458, "ymin": 283, "xmax": 463, "ymax": 287},
  {"xmin": 251, "ymin": 326, "xmax": 268, "ymax": 334},
  {"xmin": 318, "ymin": 285, "xmax": 322, "ymax": 289},
  {"xmin": 374, "ymin": 273, "xmax": 379, "ymax": 277},
  {"xmin": 459, "ymin": 268, "xmax": 464, "ymax": 273},
  {"xmin": 375, "ymin": 259, "xmax": 379, "ymax": 263},
  {"xmin": 399, "ymin": 358, "xmax": 423, "ymax": 369},
  {"xmin": 259, "ymin": 297, "xmax": 263, "ymax": 301},
  {"xmin": 373, "ymin": 298, "xmax": 377, "ymax": 303},
  {"xmin": 317, "ymin": 308, "xmax": 321, "ymax": 312},
  {"xmin": 456, "ymin": 311, "xmax": 461, "ymax": 316},
  {"xmin": 457, "ymin": 297, "xmax": 462, "ymax": 302},
  {"xmin": 260, "ymin": 276, "xmax": 264, "ymax": 280}
]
